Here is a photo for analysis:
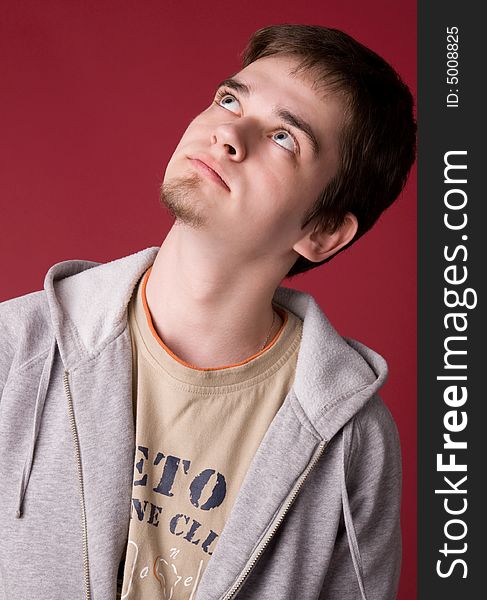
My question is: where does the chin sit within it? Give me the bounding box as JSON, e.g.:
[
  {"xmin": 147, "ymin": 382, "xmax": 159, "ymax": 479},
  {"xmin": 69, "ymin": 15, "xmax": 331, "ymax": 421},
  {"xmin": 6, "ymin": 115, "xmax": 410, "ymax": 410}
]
[{"xmin": 159, "ymin": 173, "xmax": 207, "ymax": 228}]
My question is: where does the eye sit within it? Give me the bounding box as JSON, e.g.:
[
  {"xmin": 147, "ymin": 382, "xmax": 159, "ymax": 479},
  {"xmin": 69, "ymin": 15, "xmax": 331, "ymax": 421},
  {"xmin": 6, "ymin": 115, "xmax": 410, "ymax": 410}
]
[
  {"xmin": 272, "ymin": 130, "xmax": 296, "ymax": 153},
  {"xmin": 217, "ymin": 93, "xmax": 240, "ymax": 114}
]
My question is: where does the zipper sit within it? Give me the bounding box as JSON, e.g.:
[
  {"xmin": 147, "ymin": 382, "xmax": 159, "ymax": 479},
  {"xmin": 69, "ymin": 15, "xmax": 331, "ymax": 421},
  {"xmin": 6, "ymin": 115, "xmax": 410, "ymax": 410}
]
[
  {"xmin": 64, "ymin": 370, "xmax": 92, "ymax": 600},
  {"xmin": 221, "ymin": 439, "xmax": 328, "ymax": 600}
]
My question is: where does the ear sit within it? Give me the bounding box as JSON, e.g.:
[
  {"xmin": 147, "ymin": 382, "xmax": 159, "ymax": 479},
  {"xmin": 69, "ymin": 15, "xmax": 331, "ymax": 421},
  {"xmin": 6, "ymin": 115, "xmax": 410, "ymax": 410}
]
[{"xmin": 292, "ymin": 212, "xmax": 358, "ymax": 263}]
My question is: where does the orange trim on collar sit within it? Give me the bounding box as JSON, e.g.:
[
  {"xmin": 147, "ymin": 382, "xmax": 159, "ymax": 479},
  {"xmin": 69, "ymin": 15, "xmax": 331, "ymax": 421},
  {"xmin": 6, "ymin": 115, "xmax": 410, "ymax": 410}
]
[{"xmin": 140, "ymin": 266, "xmax": 288, "ymax": 371}]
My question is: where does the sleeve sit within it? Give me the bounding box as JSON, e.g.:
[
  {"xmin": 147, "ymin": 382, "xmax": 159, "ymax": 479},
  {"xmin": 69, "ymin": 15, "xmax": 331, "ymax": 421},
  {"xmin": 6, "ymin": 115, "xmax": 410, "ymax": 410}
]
[{"xmin": 319, "ymin": 395, "xmax": 403, "ymax": 600}]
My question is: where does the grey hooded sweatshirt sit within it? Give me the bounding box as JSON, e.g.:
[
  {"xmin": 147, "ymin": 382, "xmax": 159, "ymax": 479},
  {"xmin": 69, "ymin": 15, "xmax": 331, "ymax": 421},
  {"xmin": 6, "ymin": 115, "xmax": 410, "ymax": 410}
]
[{"xmin": 0, "ymin": 246, "xmax": 402, "ymax": 600}]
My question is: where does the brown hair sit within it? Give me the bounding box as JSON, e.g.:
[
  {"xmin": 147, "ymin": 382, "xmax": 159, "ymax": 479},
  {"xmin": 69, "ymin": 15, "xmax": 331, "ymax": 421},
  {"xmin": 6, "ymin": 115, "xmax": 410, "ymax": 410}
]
[{"xmin": 242, "ymin": 24, "xmax": 417, "ymax": 277}]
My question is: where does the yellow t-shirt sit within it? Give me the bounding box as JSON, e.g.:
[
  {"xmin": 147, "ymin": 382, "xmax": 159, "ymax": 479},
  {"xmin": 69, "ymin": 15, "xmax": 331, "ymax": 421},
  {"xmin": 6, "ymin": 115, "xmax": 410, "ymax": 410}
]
[{"xmin": 118, "ymin": 267, "xmax": 303, "ymax": 599}]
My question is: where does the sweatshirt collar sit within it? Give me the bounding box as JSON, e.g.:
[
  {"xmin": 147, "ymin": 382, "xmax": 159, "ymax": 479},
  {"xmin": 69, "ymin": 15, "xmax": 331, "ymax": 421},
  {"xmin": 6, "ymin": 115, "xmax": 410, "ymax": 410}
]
[{"xmin": 42, "ymin": 245, "xmax": 387, "ymax": 440}]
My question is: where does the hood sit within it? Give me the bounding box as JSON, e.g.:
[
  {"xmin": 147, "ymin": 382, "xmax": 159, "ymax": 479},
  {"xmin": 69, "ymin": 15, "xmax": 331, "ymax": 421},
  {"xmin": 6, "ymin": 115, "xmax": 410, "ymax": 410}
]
[
  {"xmin": 16, "ymin": 245, "xmax": 388, "ymax": 600},
  {"xmin": 43, "ymin": 245, "xmax": 387, "ymax": 441}
]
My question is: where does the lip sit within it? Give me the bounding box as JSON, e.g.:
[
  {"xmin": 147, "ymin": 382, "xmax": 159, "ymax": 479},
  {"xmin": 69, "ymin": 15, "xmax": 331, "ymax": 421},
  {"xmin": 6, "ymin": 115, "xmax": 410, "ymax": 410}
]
[{"xmin": 188, "ymin": 156, "xmax": 230, "ymax": 191}]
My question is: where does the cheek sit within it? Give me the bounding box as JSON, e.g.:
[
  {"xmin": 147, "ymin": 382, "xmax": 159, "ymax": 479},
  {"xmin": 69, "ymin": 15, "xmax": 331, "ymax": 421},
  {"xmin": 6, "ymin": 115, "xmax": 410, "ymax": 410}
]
[
  {"xmin": 165, "ymin": 119, "xmax": 208, "ymax": 172},
  {"xmin": 173, "ymin": 122, "xmax": 199, "ymax": 149},
  {"xmin": 244, "ymin": 159, "xmax": 306, "ymax": 217},
  {"xmin": 244, "ymin": 147, "xmax": 291, "ymax": 188},
  {"xmin": 172, "ymin": 109, "xmax": 214, "ymax": 149},
  {"xmin": 243, "ymin": 182, "xmax": 306, "ymax": 241},
  {"xmin": 268, "ymin": 174, "xmax": 322, "ymax": 235}
]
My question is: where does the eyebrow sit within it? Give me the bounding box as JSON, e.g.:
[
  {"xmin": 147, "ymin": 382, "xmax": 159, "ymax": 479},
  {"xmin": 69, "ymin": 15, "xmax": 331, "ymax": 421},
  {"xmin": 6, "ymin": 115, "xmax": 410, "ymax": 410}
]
[{"xmin": 216, "ymin": 77, "xmax": 321, "ymax": 157}]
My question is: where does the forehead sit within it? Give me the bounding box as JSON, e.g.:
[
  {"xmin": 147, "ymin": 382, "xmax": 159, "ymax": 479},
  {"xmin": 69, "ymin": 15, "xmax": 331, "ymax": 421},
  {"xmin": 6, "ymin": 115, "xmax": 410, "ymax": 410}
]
[
  {"xmin": 233, "ymin": 55, "xmax": 323, "ymax": 110},
  {"xmin": 235, "ymin": 54, "xmax": 322, "ymax": 95},
  {"xmin": 228, "ymin": 55, "xmax": 346, "ymax": 158}
]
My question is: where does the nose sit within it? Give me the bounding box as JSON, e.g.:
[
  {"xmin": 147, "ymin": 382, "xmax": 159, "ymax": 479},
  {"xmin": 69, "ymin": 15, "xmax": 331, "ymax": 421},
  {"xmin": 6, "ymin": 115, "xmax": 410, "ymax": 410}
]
[{"xmin": 211, "ymin": 122, "xmax": 247, "ymax": 161}]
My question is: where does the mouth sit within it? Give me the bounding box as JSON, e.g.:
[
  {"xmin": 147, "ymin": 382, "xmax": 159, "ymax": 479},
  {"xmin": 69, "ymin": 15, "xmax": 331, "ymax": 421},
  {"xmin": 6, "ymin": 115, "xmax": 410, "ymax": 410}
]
[{"xmin": 188, "ymin": 157, "xmax": 230, "ymax": 191}]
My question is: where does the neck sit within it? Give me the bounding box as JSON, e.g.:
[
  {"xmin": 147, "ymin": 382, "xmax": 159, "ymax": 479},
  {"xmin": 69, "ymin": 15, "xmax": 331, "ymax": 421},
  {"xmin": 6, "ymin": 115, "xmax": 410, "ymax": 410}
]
[{"xmin": 145, "ymin": 224, "xmax": 290, "ymax": 368}]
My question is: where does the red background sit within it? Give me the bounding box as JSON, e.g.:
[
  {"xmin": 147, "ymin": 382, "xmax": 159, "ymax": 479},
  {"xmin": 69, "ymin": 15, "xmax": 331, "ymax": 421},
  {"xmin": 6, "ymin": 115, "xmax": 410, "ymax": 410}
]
[{"xmin": 0, "ymin": 1, "xmax": 416, "ymax": 597}]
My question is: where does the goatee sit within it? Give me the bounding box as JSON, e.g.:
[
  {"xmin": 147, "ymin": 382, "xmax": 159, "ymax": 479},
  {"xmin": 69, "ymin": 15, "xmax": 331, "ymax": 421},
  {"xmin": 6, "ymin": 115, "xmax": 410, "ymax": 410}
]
[{"xmin": 159, "ymin": 173, "xmax": 207, "ymax": 228}]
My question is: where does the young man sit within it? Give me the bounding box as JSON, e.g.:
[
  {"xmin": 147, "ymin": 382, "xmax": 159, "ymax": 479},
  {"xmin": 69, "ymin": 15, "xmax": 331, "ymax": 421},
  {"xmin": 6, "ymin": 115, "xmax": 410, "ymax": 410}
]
[{"xmin": 0, "ymin": 25, "xmax": 415, "ymax": 600}]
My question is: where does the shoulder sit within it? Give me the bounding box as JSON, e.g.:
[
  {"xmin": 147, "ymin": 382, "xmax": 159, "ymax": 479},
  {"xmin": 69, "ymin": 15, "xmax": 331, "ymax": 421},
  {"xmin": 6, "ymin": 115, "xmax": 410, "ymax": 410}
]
[
  {"xmin": 354, "ymin": 395, "xmax": 400, "ymax": 444},
  {"xmin": 345, "ymin": 395, "xmax": 402, "ymax": 484},
  {"xmin": 0, "ymin": 290, "xmax": 53, "ymax": 384}
]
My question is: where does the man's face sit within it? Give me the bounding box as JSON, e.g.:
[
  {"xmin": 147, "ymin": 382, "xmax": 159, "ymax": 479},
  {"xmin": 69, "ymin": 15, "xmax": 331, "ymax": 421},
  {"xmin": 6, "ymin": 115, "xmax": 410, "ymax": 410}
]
[{"xmin": 161, "ymin": 54, "xmax": 345, "ymax": 264}]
